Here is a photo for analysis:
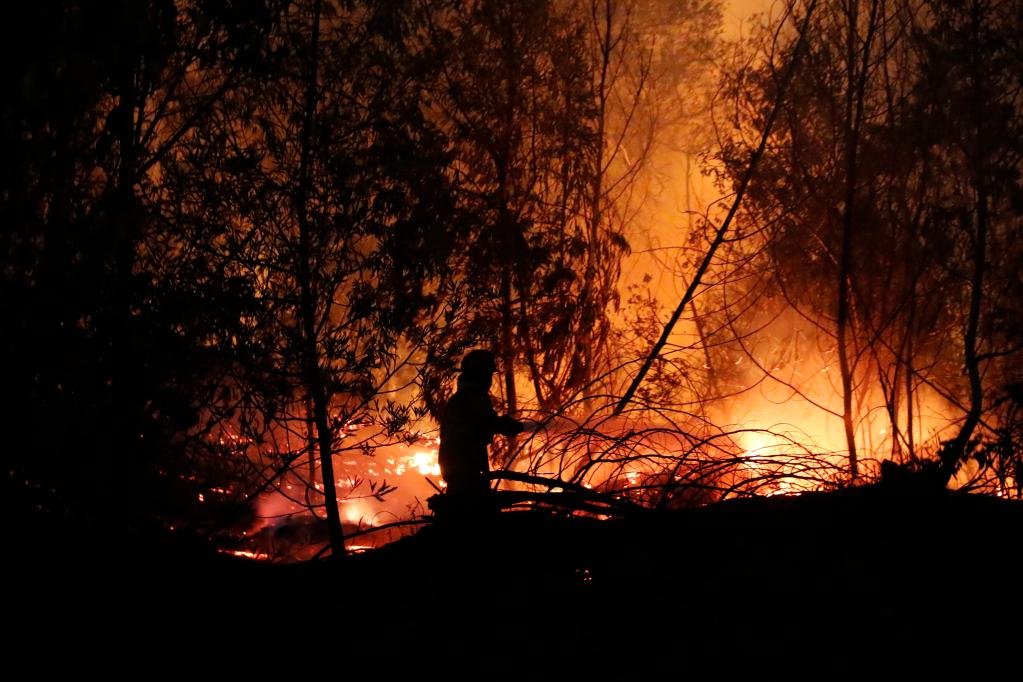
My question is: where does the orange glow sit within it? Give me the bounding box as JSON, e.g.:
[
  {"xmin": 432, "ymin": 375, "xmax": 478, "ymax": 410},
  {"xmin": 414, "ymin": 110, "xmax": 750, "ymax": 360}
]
[
  {"xmin": 218, "ymin": 549, "xmax": 268, "ymax": 561},
  {"xmin": 341, "ymin": 499, "xmax": 376, "ymax": 526}
]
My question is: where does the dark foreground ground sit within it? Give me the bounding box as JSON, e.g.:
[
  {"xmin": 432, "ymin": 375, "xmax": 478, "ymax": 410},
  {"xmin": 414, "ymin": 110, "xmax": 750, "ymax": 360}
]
[{"xmin": 9, "ymin": 485, "xmax": 1023, "ymax": 679}]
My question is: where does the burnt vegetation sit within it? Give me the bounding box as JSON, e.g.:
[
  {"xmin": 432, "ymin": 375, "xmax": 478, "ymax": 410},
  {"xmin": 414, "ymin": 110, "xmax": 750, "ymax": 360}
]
[{"xmin": 3, "ymin": 0, "xmax": 1023, "ymax": 674}]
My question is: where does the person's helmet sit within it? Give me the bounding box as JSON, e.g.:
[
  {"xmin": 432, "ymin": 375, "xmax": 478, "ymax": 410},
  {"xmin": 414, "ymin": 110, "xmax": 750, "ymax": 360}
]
[{"xmin": 460, "ymin": 349, "xmax": 498, "ymax": 376}]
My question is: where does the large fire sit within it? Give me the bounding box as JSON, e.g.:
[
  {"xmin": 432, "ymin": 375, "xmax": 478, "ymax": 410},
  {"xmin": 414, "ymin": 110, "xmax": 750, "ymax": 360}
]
[
  {"xmin": 204, "ymin": 369, "xmax": 993, "ymax": 563},
  {"xmin": 198, "ymin": 324, "xmax": 985, "ymax": 564}
]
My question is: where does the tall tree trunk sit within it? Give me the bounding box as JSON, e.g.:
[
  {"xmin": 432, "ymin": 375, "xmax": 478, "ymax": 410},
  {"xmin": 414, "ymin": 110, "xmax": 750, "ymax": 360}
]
[
  {"xmin": 580, "ymin": 0, "xmax": 612, "ymax": 406},
  {"xmin": 836, "ymin": 0, "xmax": 860, "ymax": 479},
  {"xmin": 939, "ymin": 4, "xmax": 989, "ymax": 488},
  {"xmin": 106, "ymin": 63, "xmax": 146, "ymax": 519},
  {"xmin": 305, "ymin": 393, "xmax": 318, "ymax": 507},
  {"xmin": 518, "ymin": 293, "xmax": 546, "ymax": 407},
  {"xmin": 294, "ymin": 0, "xmax": 345, "ymax": 558},
  {"xmin": 836, "ymin": 214, "xmax": 858, "ymax": 480},
  {"xmin": 501, "ymin": 263, "xmax": 518, "ymax": 418},
  {"xmin": 941, "ymin": 185, "xmax": 987, "ymax": 485},
  {"xmin": 908, "ymin": 304, "xmax": 916, "ymax": 464},
  {"xmin": 836, "ymin": 0, "xmax": 880, "ymax": 479}
]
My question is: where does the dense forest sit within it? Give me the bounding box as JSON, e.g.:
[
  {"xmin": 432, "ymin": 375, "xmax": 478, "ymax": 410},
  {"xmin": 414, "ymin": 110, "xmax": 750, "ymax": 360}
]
[{"xmin": 3, "ymin": 0, "xmax": 1021, "ymax": 576}]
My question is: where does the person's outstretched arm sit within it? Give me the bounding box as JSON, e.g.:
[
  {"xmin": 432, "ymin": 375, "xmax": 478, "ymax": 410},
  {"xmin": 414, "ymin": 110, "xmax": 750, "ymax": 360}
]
[{"xmin": 493, "ymin": 414, "xmax": 524, "ymax": 437}]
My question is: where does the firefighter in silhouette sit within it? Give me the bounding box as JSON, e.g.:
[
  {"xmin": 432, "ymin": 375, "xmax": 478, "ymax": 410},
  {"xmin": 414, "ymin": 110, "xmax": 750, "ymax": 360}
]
[{"xmin": 439, "ymin": 350, "xmax": 523, "ymax": 500}]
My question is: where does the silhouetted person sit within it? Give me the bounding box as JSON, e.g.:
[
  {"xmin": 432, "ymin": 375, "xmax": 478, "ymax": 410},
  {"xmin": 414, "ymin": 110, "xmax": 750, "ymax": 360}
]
[{"xmin": 439, "ymin": 350, "xmax": 523, "ymax": 502}]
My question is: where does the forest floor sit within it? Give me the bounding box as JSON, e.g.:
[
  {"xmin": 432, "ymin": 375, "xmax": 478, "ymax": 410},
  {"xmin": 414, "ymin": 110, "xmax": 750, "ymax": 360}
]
[{"xmin": 9, "ymin": 483, "xmax": 1023, "ymax": 678}]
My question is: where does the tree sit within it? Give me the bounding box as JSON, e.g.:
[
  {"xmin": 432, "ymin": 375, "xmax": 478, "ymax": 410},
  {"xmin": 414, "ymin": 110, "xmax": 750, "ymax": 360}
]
[
  {"xmin": 0, "ymin": 0, "xmax": 280, "ymax": 534},
  {"xmin": 912, "ymin": 0, "xmax": 1023, "ymax": 485},
  {"xmin": 163, "ymin": 0, "xmax": 462, "ymax": 555},
  {"xmin": 711, "ymin": 0, "xmax": 1023, "ymax": 490},
  {"xmin": 420, "ymin": 0, "xmax": 609, "ymax": 418}
]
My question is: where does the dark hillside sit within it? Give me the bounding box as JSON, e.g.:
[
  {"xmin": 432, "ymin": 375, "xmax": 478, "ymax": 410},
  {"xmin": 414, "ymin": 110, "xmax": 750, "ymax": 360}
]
[{"xmin": 11, "ymin": 486, "xmax": 1022, "ymax": 677}]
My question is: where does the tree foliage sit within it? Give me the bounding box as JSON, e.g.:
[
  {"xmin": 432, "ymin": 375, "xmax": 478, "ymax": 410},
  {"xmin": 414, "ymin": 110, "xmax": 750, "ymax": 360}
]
[
  {"xmin": 0, "ymin": 0, "xmax": 281, "ymax": 532},
  {"xmin": 161, "ymin": 0, "xmax": 464, "ymax": 553},
  {"xmin": 419, "ymin": 0, "xmax": 627, "ymax": 416},
  {"xmin": 712, "ymin": 0, "xmax": 1023, "ymax": 487}
]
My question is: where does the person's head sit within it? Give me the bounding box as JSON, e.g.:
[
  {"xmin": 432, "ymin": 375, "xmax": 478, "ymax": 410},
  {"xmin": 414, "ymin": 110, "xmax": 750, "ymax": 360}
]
[{"xmin": 459, "ymin": 349, "xmax": 498, "ymax": 388}]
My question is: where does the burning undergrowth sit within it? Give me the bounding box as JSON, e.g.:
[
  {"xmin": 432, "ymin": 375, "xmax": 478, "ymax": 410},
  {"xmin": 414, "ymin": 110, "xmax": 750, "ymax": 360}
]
[
  {"xmin": 504, "ymin": 401, "xmax": 852, "ymax": 507},
  {"xmin": 193, "ymin": 368, "xmax": 1020, "ymax": 564},
  {"xmin": 205, "ymin": 401, "xmax": 872, "ymax": 562}
]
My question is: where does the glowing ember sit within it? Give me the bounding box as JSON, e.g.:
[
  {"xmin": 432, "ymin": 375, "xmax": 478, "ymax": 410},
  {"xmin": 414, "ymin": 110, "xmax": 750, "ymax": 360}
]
[
  {"xmin": 341, "ymin": 499, "xmax": 376, "ymax": 525},
  {"xmin": 218, "ymin": 549, "xmax": 267, "ymax": 560},
  {"xmin": 409, "ymin": 451, "xmax": 440, "ymax": 476}
]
